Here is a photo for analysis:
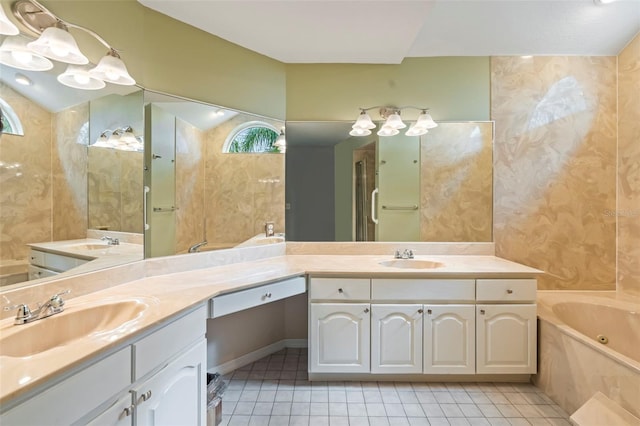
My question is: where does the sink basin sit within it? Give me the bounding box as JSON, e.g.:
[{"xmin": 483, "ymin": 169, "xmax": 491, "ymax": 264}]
[
  {"xmin": 379, "ymin": 259, "xmax": 445, "ymax": 269},
  {"xmin": 0, "ymin": 299, "xmax": 149, "ymax": 358},
  {"xmin": 66, "ymin": 243, "xmax": 110, "ymax": 250}
]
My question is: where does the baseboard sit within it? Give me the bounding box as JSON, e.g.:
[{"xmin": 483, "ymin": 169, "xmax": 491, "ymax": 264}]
[{"xmin": 208, "ymin": 339, "xmax": 307, "ymax": 375}]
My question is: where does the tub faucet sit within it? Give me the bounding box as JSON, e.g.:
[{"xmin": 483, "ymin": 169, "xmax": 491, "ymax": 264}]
[
  {"xmin": 101, "ymin": 236, "xmax": 120, "ymax": 245},
  {"xmin": 189, "ymin": 240, "xmax": 208, "ymax": 253},
  {"xmin": 4, "ymin": 290, "xmax": 70, "ymax": 325}
]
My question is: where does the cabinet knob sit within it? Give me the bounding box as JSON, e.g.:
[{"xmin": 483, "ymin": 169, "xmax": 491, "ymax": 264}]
[
  {"xmin": 427, "ymin": 309, "xmax": 432, "ymax": 315},
  {"xmin": 364, "ymin": 308, "xmax": 369, "ymax": 313},
  {"xmin": 506, "ymin": 289, "xmax": 513, "ymax": 294},
  {"xmin": 480, "ymin": 309, "xmax": 485, "ymax": 315},
  {"xmin": 264, "ymin": 292, "xmax": 272, "ymax": 298},
  {"xmin": 418, "ymin": 309, "xmax": 423, "ymax": 314},
  {"xmin": 338, "ymin": 288, "xmax": 344, "ymax": 293}
]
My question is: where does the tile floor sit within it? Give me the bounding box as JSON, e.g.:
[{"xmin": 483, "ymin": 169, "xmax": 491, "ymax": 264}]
[{"xmin": 220, "ymin": 348, "xmax": 570, "ymax": 426}]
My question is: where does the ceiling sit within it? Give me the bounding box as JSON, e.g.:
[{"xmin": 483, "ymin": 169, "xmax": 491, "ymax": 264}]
[{"xmin": 138, "ymin": 0, "xmax": 640, "ymax": 64}]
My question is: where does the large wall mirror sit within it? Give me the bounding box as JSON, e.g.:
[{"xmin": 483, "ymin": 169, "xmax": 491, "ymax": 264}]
[
  {"xmin": 285, "ymin": 121, "xmax": 494, "ymax": 242},
  {"xmin": 0, "ymin": 63, "xmax": 144, "ymax": 289}
]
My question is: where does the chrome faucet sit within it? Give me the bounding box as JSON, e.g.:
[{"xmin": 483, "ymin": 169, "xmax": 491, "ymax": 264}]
[
  {"xmin": 265, "ymin": 222, "xmax": 275, "ymax": 237},
  {"xmin": 4, "ymin": 290, "xmax": 71, "ymax": 325},
  {"xmin": 101, "ymin": 236, "xmax": 120, "ymax": 245},
  {"xmin": 188, "ymin": 240, "xmax": 208, "ymax": 253},
  {"xmin": 394, "ymin": 249, "xmax": 414, "ymax": 259}
]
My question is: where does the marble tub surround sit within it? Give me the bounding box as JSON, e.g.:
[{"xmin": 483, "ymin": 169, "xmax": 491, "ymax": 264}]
[
  {"xmin": 618, "ymin": 33, "xmax": 640, "ymax": 296},
  {"xmin": 492, "ymin": 56, "xmax": 618, "ymax": 291},
  {"xmin": 535, "ymin": 291, "xmax": 640, "ymax": 419},
  {"xmin": 0, "ymin": 251, "xmax": 540, "ymax": 404}
]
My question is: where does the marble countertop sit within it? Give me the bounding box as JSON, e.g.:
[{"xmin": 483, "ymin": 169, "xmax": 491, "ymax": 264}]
[{"xmin": 0, "ymin": 254, "xmax": 541, "ymax": 405}]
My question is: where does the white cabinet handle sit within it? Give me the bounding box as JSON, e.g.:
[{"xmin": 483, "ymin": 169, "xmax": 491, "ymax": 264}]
[{"xmin": 371, "ymin": 188, "xmax": 379, "ymax": 224}]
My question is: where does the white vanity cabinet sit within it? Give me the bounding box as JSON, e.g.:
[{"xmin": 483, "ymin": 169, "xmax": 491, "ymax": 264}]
[
  {"xmin": 308, "ymin": 276, "xmax": 537, "ymax": 378},
  {"xmin": 475, "ymin": 279, "xmax": 537, "ymax": 374},
  {"xmin": 28, "ymin": 248, "xmax": 89, "ymax": 279},
  {"xmin": 2, "ymin": 306, "xmax": 207, "ymax": 426}
]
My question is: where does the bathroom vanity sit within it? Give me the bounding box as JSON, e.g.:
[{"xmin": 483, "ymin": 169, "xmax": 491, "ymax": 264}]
[{"xmin": 308, "ymin": 276, "xmax": 537, "ymax": 379}]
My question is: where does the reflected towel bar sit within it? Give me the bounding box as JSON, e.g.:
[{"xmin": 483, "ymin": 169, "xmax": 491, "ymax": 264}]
[
  {"xmin": 382, "ymin": 205, "xmax": 419, "ymax": 210},
  {"xmin": 153, "ymin": 206, "xmax": 178, "ymax": 212}
]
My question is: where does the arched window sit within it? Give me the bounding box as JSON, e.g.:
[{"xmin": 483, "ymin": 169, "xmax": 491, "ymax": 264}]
[
  {"xmin": 0, "ymin": 98, "xmax": 24, "ymax": 136},
  {"xmin": 222, "ymin": 121, "xmax": 281, "ymax": 153}
]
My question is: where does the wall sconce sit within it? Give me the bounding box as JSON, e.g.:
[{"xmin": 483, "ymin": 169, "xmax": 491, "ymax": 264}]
[
  {"xmin": 94, "ymin": 126, "xmax": 143, "ymax": 152},
  {"xmin": 0, "ymin": 0, "xmax": 135, "ymax": 90},
  {"xmin": 274, "ymin": 128, "xmax": 286, "ymax": 153},
  {"xmin": 350, "ymin": 106, "xmax": 438, "ymax": 137}
]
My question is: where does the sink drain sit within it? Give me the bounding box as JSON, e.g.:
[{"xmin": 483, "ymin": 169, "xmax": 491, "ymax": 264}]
[{"xmin": 597, "ymin": 334, "xmax": 609, "ymax": 344}]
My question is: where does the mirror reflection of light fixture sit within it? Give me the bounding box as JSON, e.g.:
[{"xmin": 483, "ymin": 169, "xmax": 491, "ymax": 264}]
[
  {"xmin": 0, "ymin": 5, "xmax": 19, "ymax": 35},
  {"xmin": 4, "ymin": 0, "xmax": 136, "ymax": 89},
  {"xmin": 350, "ymin": 106, "xmax": 438, "ymax": 137},
  {"xmin": 0, "ymin": 35, "xmax": 53, "ymax": 70},
  {"xmin": 93, "ymin": 126, "xmax": 143, "ymax": 152},
  {"xmin": 274, "ymin": 128, "xmax": 286, "ymax": 153},
  {"xmin": 14, "ymin": 72, "xmax": 32, "ymax": 86}
]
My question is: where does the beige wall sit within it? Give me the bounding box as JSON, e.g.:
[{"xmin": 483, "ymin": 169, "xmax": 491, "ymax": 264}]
[
  {"xmin": 173, "ymin": 114, "xmax": 285, "ymax": 253},
  {"xmin": 617, "ymin": 34, "xmax": 640, "ymax": 296},
  {"xmin": 492, "ymin": 57, "xmax": 618, "ymax": 291},
  {"xmin": 286, "ymin": 57, "xmax": 490, "ymax": 121},
  {"xmin": 0, "ymin": 85, "xmax": 87, "ymax": 262}
]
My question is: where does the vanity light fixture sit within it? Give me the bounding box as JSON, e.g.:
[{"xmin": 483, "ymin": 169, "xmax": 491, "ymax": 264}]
[
  {"xmin": 350, "ymin": 106, "xmax": 438, "ymax": 137},
  {"xmin": 0, "ymin": 5, "xmax": 19, "ymax": 35},
  {"xmin": 94, "ymin": 126, "xmax": 143, "ymax": 152},
  {"xmin": 4, "ymin": 0, "xmax": 136, "ymax": 89}
]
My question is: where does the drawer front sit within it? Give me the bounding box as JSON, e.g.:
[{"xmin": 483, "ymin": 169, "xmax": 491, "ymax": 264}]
[
  {"xmin": 29, "ymin": 249, "xmax": 46, "ymax": 267},
  {"xmin": 28, "ymin": 264, "xmax": 58, "ymax": 280},
  {"xmin": 372, "ymin": 279, "xmax": 475, "ymax": 301},
  {"xmin": 476, "ymin": 279, "xmax": 537, "ymax": 302},
  {"xmin": 2, "ymin": 347, "xmax": 131, "ymax": 426},
  {"xmin": 45, "ymin": 252, "xmax": 81, "ymax": 272},
  {"xmin": 210, "ymin": 276, "xmax": 306, "ymax": 319},
  {"xmin": 309, "ymin": 278, "xmax": 370, "ymax": 301},
  {"xmin": 134, "ymin": 305, "xmax": 207, "ymax": 380}
]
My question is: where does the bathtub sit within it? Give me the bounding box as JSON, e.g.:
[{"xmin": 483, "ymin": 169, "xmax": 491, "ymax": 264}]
[{"xmin": 534, "ymin": 291, "xmax": 640, "ymax": 418}]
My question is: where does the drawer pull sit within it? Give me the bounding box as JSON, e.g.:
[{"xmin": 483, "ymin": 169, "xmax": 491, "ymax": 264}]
[
  {"xmin": 264, "ymin": 292, "xmax": 272, "ymax": 298},
  {"xmin": 364, "ymin": 308, "xmax": 369, "ymax": 313},
  {"xmin": 480, "ymin": 309, "xmax": 485, "ymax": 315},
  {"xmin": 138, "ymin": 390, "xmax": 152, "ymax": 403},
  {"xmin": 418, "ymin": 309, "xmax": 423, "ymax": 314},
  {"xmin": 338, "ymin": 288, "xmax": 344, "ymax": 293},
  {"xmin": 427, "ymin": 309, "xmax": 432, "ymax": 315},
  {"xmin": 506, "ymin": 289, "xmax": 513, "ymax": 294},
  {"xmin": 122, "ymin": 405, "xmax": 135, "ymax": 417}
]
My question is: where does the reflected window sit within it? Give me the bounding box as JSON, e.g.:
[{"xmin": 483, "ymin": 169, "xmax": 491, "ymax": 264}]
[
  {"xmin": 0, "ymin": 98, "xmax": 24, "ymax": 136},
  {"xmin": 223, "ymin": 121, "xmax": 279, "ymax": 153}
]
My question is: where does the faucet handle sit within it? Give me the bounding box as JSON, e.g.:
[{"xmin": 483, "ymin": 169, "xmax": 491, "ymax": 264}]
[
  {"xmin": 394, "ymin": 250, "xmax": 401, "ymax": 259},
  {"xmin": 4, "ymin": 304, "xmax": 33, "ymax": 324},
  {"xmin": 50, "ymin": 290, "xmax": 70, "ymax": 309}
]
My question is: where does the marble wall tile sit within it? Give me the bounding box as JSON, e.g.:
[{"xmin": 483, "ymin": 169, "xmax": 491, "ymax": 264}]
[
  {"xmin": 617, "ymin": 34, "xmax": 640, "ymax": 296},
  {"xmin": 420, "ymin": 122, "xmax": 493, "ymax": 242},
  {"xmin": 0, "ymin": 84, "xmax": 52, "ymax": 262},
  {"xmin": 492, "ymin": 57, "xmax": 617, "ymax": 290},
  {"xmin": 52, "ymin": 104, "xmax": 88, "ymax": 241},
  {"xmin": 175, "ymin": 118, "xmax": 205, "ymax": 254}
]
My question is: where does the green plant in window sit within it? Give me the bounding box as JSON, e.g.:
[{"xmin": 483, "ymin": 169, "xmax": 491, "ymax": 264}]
[{"xmin": 228, "ymin": 126, "xmax": 278, "ymax": 153}]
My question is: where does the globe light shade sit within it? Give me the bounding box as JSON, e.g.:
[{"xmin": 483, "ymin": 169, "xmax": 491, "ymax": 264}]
[
  {"xmin": 57, "ymin": 64, "xmax": 106, "ymax": 90},
  {"xmin": 349, "ymin": 127, "xmax": 372, "ymax": 137},
  {"xmin": 90, "ymin": 51, "xmax": 135, "ymax": 85},
  {"xmin": 352, "ymin": 111, "xmax": 376, "ymax": 130},
  {"xmin": 414, "ymin": 111, "xmax": 438, "ymax": 129},
  {"xmin": 0, "ymin": 36, "xmax": 54, "ymax": 71},
  {"xmin": 28, "ymin": 26, "xmax": 89, "ymax": 65},
  {"xmin": 384, "ymin": 112, "xmax": 406, "ymax": 130},
  {"xmin": 377, "ymin": 125, "xmax": 400, "ymax": 137},
  {"xmin": 0, "ymin": 7, "xmax": 19, "ymax": 35},
  {"xmin": 405, "ymin": 123, "xmax": 428, "ymax": 137}
]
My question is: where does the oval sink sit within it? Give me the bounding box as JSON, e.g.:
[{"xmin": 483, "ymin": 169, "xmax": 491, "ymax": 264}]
[
  {"xmin": 0, "ymin": 299, "xmax": 149, "ymax": 358},
  {"xmin": 379, "ymin": 259, "xmax": 445, "ymax": 269}
]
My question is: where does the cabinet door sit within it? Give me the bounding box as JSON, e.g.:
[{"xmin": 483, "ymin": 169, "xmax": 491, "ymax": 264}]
[
  {"xmin": 309, "ymin": 303, "xmax": 370, "ymax": 373},
  {"xmin": 134, "ymin": 339, "xmax": 206, "ymax": 426},
  {"xmin": 476, "ymin": 304, "xmax": 537, "ymax": 374},
  {"xmin": 423, "ymin": 305, "xmax": 475, "ymax": 374},
  {"xmin": 371, "ymin": 304, "xmax": 422, "ymax": 374}
]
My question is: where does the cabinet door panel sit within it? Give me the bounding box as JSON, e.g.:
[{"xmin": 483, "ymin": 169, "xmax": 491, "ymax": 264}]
[
  {"xmin": 423, "ymin": 305, "xmax": 475, "ymax": 374},
  {"xmin": 309, "ymin": 303, "xmax": 370, "ymax": 373},
  {"xmin": 476, "ymin": 304, "xmax": 536, "ymax": 374},
  {"xmin": 85, "ymin": 394, "xmax": 133, "ymax": 426},
  {"xmin": 371, "ymin": 304, "xmax": 422, "ymax": 374},
  {"xmin": 134, "ymin": 340, "xmax": 206, "ymax": 426}
]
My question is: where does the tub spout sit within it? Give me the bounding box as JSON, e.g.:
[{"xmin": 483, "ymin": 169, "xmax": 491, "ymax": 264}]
[{"xmin": 188, "ymin": 240, "xmax": 208, "ymax": 253}]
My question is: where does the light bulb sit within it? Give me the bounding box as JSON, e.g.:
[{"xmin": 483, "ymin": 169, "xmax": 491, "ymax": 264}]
[
  {"xmin": 11, "ymin": 50, "xmax": 32, "ymax": 64},
  {"xmin": 73, "ymin": 72, "xmax": 90, "ymax": 85}
]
